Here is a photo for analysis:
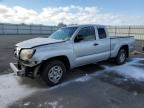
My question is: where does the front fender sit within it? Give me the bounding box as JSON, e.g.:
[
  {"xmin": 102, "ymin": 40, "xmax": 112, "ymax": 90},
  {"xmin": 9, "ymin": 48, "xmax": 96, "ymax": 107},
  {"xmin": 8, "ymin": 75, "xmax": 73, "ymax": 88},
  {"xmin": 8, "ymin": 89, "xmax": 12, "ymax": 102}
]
[{"xmin": 31, "ymin": 43, "xmax": 75, "ymax": 68}]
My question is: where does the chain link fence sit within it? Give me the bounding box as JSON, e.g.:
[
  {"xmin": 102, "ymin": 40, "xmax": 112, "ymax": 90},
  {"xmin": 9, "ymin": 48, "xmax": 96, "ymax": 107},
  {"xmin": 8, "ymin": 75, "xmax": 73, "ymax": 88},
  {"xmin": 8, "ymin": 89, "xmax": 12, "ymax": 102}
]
[
  {"xmin": 107, "ymin": 25, "xmax": 144, "ymax": 52},
  {"xmin": 107, "ymin": 25, "xmax": 144, "ymax": 40},
  {"xmin": 0, "ymin": 23, "xmax": 143, "ymax": 52},
  {"xmin": 0, "ymin": 23, "xmax": 59, "ymax": 35}
]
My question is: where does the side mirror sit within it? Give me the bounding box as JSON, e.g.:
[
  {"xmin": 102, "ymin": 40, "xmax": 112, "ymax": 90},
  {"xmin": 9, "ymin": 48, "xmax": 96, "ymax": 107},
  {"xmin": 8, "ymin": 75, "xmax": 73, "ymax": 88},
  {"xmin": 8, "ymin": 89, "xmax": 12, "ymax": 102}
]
[{"xmin": 75, "ymin": 35, "xmax": 84, "ymax": 42}]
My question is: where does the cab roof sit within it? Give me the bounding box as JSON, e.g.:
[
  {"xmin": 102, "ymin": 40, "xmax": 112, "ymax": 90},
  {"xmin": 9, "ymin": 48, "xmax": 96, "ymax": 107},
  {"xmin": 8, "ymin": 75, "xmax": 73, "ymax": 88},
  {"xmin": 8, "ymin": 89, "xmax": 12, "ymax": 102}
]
[{"xmin": 64, "ymin": 24, "xmax": 106, "ymax": 28}]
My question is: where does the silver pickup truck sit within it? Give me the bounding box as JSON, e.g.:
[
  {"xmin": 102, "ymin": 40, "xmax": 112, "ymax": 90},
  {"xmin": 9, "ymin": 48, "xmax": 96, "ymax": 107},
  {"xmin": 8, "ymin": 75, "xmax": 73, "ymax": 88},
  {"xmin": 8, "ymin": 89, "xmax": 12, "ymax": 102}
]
[{"xmin": 10, "ymin": 24, "xmax": 134, "ymax": 86}]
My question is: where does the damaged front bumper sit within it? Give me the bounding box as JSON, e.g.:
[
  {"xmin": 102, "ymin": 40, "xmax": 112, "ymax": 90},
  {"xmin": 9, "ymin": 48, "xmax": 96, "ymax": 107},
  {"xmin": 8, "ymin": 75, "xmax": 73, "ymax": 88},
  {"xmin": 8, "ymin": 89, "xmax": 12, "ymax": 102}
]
[
  {"xmin": 10, "ymin": 62, "xmax": 25, "ymax": 76},
  {"xmin": 9, "ymin": 62, "xmax": 40, "ymax": 78}
]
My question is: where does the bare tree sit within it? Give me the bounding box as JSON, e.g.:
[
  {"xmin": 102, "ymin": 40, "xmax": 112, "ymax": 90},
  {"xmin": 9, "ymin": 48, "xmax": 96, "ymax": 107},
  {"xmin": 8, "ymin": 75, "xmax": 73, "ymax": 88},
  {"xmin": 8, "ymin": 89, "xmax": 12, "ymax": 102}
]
[{"xmin": 58, "ymin": 22, "xmax": 66, "ymax": 27}]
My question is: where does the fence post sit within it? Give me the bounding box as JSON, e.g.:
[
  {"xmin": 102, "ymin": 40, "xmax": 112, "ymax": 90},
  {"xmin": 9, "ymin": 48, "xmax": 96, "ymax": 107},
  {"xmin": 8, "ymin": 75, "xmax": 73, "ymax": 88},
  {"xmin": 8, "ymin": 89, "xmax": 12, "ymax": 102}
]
[
  {"xmin": 115, "ymin": 26, "xmax": 117, "ymax": 37},
  {"xmin": 30, "ymin": 25, "xmax": 32, "ymax": 35},
  {"xmin": 40, "ymin": 25, "xmax": 42, "ymax": 35},
  {"xmin": 2, "ymin": 23, "xmax": 4, "ymax": 35},
  {"xmin": 17, "ymin": 24, "xmax": 19, "ymax": 35},
  {"xmin": 128, "ymin": 26, "xmax": 131, "ymax": 36}
]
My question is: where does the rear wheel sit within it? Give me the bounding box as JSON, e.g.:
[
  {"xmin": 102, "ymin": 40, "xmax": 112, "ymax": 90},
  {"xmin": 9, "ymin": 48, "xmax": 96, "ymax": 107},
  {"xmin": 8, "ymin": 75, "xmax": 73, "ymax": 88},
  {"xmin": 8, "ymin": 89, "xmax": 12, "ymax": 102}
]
[
  {"xmin": 41, "ymin": 60, "xmax": 66, "ymax": 86},
  {"xmin": 116, "ymin": 49, "xmax": 127, "ymax": 65}
]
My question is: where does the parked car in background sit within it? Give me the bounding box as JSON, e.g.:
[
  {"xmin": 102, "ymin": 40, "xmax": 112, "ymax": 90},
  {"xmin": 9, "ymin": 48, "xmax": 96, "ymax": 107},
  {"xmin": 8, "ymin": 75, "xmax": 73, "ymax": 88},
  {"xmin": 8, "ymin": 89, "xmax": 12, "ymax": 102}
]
[{"xmin": 10, "ymin": 24, "xmax": 135, "ymax": 86}]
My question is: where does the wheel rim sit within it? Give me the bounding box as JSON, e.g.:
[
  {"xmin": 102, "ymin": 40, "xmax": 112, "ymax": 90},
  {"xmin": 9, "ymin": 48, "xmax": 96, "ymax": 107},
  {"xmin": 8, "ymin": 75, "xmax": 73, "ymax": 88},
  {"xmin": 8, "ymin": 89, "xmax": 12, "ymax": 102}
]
[
  {"xmin": 48, "ymin": 65, "xmax": 63, "ymax": 83},
  {"xmin": 119, "ymin": 51, "xmax": 126, "ymax": 63}
]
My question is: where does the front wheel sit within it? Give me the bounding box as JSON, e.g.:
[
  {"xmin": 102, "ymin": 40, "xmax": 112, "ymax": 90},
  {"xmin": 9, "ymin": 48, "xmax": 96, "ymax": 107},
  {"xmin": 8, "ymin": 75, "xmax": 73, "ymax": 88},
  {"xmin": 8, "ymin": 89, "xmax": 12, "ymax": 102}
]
[
  {"xmin": 115, "ymin": 49, "xmax": 127, "ymax": 65},
  {"xmin": 41, "ymin": 60, "xmax": 66, "ymax": 86}
]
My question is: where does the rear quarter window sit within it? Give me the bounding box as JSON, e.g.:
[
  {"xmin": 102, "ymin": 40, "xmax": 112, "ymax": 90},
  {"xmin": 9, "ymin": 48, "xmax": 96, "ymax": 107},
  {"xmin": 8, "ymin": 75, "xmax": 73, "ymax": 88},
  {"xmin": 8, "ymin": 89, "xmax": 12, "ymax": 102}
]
[{"xmin": 98, "ymin": 28, "xmax": 107, "ymax": 39}]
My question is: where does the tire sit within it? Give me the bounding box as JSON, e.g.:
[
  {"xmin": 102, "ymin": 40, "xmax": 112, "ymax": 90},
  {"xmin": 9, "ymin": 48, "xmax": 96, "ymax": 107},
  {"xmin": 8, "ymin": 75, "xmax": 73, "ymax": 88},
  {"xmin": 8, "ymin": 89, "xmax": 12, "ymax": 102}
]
[
  {"xmin": 41, "ymin": 60, "xmax": 66, "ymax": 86},
  {"xmin": 116, "ymin": 49, "xmax": 127, "ymax": 65}
]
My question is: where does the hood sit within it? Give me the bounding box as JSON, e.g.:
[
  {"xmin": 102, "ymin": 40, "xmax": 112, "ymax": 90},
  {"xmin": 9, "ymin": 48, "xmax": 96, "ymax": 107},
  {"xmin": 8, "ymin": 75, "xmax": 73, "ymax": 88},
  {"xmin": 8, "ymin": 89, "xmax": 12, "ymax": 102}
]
[{"xmin": 16, "ymin": 37, "xmax": 64, "ymax": 48}]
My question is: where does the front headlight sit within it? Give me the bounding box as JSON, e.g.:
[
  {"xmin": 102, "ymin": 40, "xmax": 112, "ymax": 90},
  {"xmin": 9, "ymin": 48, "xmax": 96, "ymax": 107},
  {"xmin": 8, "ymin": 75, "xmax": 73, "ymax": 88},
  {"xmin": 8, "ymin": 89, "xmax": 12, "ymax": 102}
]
[{"xmin": 20, "ymin": 49, "xmax": 35, "ymax": 61}]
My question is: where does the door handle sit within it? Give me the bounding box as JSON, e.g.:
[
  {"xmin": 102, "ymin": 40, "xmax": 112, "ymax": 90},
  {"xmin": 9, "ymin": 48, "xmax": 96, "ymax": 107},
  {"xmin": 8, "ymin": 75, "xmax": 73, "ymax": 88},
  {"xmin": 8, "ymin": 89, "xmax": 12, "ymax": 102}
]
[{"xmin": 93, "ymin": 43, "xmax": 99, "ymax": 46}]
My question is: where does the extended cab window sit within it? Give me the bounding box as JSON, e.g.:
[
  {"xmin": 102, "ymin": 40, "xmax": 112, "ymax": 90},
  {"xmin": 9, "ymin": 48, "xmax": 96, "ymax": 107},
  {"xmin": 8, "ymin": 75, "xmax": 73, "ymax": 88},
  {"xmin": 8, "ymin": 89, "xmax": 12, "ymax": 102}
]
[
  {"xmin": 74, "ymin": 26, "xmax": 95, "ymax": 42},
  {"xmin": 98, "ymin": 28, "xmax": 107, "ymax": 39}
]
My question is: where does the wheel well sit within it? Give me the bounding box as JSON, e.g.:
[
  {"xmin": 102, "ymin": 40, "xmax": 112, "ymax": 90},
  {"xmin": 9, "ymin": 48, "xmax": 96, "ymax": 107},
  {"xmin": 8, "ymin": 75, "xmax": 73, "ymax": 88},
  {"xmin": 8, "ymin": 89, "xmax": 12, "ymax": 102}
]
[
  {"xmin": 120, "ymin": 45, "xmax": 129, "ymax": 57},
  {"xmin": 39, "ymin": 56, "xmax": 70, "ymax": 73}
]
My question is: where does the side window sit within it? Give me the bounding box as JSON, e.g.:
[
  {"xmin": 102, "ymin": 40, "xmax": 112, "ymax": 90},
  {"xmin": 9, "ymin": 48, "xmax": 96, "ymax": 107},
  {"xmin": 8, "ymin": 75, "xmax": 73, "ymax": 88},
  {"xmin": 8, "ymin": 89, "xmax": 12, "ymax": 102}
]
[
  {"xmin": 98, "ymin": 28, "xmax": 107, "ymax": 39},
  {"xmin": 74, "ymin": 26, "xmax": 95, "ymax": 42}
]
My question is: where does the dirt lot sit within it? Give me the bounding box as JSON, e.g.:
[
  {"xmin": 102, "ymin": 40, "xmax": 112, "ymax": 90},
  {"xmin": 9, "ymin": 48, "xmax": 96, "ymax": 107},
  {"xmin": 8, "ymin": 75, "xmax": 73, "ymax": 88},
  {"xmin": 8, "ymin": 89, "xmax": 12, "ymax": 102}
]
[{"xmin": 0, "ymin": 35, "xmax": 144, "ymax": 108}]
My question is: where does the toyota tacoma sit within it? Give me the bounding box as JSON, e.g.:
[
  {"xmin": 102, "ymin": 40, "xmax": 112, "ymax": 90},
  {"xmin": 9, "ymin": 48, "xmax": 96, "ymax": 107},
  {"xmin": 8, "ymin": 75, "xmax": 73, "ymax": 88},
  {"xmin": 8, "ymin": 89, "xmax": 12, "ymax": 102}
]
[{"xmin": 10, "ymin": 24, "xmax": 135, "ymax": 86}]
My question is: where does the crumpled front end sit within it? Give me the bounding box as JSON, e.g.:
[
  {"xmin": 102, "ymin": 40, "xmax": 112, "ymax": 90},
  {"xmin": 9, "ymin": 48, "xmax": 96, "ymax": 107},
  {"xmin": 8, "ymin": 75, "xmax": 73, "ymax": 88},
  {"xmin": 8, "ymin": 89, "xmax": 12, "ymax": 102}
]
[{"xmin": 10, "ymin": 46, "xmax": 40, "ymax": 78}]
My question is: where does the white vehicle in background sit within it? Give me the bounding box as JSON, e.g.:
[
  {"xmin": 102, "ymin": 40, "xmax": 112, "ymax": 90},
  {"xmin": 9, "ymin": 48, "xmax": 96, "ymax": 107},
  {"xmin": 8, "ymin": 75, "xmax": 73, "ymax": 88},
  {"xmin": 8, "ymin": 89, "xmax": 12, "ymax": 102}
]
[{"xmin": 10, "ymin": 24, "xmax": 135, "ymax": 86}]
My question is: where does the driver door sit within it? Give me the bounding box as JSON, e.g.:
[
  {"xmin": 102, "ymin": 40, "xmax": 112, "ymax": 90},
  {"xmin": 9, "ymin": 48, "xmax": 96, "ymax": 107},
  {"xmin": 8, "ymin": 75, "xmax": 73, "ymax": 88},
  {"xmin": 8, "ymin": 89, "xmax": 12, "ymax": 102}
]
[{"xmin": 73, "ymin": 26, "xmax": 98, "ymax": 66}]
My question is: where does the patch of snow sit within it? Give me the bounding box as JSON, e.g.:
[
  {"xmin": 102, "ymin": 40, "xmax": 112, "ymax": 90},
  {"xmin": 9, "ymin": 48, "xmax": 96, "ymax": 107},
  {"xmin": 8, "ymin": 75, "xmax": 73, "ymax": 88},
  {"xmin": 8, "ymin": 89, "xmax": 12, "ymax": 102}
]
[
  {"xmin": 24, "ymin": 102, "xmax": 31, "ymax": 106},
  {"xmin": 112, "ymin": 65, "xmax": 144, "ymax": 81},
  {"xmin": 74, "ymin": 74, "xmax": 92, "ymax": 82},
  {"xmin": 49, "ymin": 74, "xmax": 93, "ymax": 91},
  {"xmin": 126, "ymin": 58, "xmax": 144, "ymax": 66},
  {"xmin": 36, "ymin": 101, "xmax": 63, "ymax": 108},
  {"xmin": 101, "ymin": 58, "xmax": 144, "ymax": 82},
  {"xmin": 48, "ymin": 81, "xmax": 73, "ymax": 91},
  {"xmin": 0, "ymin": 73, "xmax": 42, "ymax": 108},
  {"xmin": 47, "ymin": 101, "xmax": 58, "ymax": 108},
  {"xmin": 109, "ymin": 58, "xmax": 144, "ymax": 81}
]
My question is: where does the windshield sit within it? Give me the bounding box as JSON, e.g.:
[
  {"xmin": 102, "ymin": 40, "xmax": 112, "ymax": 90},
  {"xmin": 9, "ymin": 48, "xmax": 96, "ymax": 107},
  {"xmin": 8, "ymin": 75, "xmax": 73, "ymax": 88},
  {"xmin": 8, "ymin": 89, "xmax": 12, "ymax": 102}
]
[{"xmin": 49, "ymin": 27, "xmax": 78, "ymax": 40}]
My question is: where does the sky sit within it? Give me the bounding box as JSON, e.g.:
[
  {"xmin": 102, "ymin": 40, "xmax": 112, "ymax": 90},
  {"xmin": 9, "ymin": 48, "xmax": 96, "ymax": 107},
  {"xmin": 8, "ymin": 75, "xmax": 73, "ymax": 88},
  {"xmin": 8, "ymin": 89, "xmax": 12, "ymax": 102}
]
[{"xmin": 0, "ymin": 0, "xmax": 143, "ymax": 25}]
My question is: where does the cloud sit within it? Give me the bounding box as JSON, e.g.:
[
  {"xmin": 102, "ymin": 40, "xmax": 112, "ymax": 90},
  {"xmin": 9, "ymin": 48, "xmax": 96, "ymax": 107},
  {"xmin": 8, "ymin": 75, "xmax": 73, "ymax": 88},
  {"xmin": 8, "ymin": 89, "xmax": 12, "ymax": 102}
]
[{"xmin": 0, "ymin": 4, "xmax": 143, "ymax": 25}]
